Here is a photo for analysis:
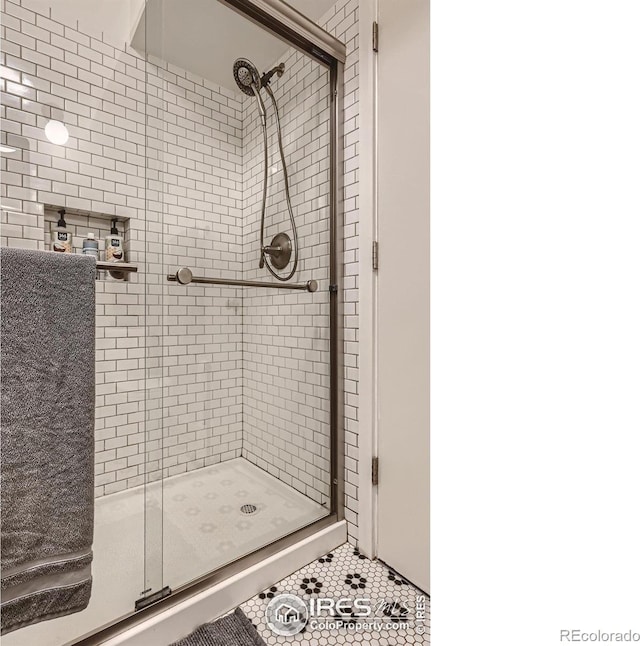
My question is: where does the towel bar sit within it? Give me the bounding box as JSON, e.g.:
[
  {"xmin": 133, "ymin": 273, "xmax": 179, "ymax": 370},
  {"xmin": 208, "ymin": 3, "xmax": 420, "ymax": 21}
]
[{"xmin": 167, "ymin": 267, "xmax": 318, "ymax": 292}]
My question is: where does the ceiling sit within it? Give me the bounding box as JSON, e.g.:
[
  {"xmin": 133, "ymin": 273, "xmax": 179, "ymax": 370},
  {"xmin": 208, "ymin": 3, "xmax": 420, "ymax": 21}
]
[
  {"xmin": 130, "ymin": 0, "xmax": 338, "ymax": 94},
  {"xmin": 22, "ymin": 0, "xmax": 145, "ymax": 47}
]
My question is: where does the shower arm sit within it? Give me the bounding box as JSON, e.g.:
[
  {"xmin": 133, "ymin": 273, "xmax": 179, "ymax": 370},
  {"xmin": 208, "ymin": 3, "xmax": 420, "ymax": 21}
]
[{"xmin": 260, "ymin": 63, "xmax": 285, "ymax": 87}]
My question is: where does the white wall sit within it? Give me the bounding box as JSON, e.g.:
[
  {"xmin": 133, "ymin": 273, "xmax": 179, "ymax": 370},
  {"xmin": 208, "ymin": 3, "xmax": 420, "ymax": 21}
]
[{"xmin": 375, "ymin": 0, "xmax": 429, "ymax": 592}]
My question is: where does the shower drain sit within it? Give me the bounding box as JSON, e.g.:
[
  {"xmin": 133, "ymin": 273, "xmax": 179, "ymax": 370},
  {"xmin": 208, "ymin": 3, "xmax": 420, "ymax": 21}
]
[{"xmin": 240, "ymin": 504, "xmax": 258, "ymax": 515}]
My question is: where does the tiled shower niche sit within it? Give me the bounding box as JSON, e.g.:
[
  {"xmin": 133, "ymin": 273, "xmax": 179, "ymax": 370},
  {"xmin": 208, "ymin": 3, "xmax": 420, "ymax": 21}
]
[{"xmin": 44, "ymin": 205, "xmax": 131, "ymax": 278}]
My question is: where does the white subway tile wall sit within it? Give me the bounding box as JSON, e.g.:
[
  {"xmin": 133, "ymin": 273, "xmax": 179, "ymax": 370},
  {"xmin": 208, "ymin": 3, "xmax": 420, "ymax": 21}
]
[
  {"xmin": 142, "ymin": 54, "xmax": 245, "ymax": 487},
  {"xmin": 0, "ymin": 0, "xmax": 360, "ymax": 542},
  {"xmin": 241, "ymin": 0, "xmax": 360, "ymax": 540},
  {"xmin": 318, "ymin": 0, "xmax": 360, "ymax": 544},
  {"xmin": 0, "ymin": 0, "xmax": 244, "ymax": 496},
  {"xmin": 240, "ymin": 45, "xmax": 332, "ymax": 507}
]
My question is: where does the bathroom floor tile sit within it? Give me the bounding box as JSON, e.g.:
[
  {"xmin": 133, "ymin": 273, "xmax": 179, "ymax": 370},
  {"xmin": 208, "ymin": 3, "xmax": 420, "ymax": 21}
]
[{"xmin": 242, "ymin": 543, "xmax": 431, "ymax": 645}]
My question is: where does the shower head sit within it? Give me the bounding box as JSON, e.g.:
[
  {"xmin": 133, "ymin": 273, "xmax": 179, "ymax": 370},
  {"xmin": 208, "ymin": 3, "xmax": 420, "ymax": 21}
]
[
  {"xmin": 233, "ymin": 57, "xmax": 267, "ymax": 124},
  {"xmin": 233, "ymin": 58, "xmax": 261, "ymax": 96}
]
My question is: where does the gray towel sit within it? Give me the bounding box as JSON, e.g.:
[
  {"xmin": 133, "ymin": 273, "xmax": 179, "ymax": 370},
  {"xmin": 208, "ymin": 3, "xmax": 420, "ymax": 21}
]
[
  {"xmin": 1, "ymin": 248, "xmax": 96, "ymax": 635},
  {"xmin": 170, "ymin": 608, "xmax": 267, "ymax": 646}
]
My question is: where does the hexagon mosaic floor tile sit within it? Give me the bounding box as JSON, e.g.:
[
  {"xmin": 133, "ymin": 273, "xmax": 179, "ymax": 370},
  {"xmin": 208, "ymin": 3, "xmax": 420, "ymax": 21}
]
[{"xmin": 242, "ymin": 543, "xmax": 431, "ymax": 645}]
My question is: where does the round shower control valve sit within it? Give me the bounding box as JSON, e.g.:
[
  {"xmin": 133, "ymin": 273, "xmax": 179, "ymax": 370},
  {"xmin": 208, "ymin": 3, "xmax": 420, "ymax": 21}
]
[{"xmin": 263, "ymin": 232, "xmax": 292, "ymax": 270}]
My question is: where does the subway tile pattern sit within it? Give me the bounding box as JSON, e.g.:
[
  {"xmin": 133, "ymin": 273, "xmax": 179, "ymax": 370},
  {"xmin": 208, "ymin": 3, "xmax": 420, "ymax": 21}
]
[
  {"xmin": 320, "ymin": 0, "xmax": 361, "ymax": 544},
  {"xmin": 241, "ymin": 41, "xmax": 333, "ymax": 507},
  {"xmin": 240, "ymin": 0, "xmax": 360, "ymax": 537},
  {"xmin": 142, "ymin": 52, "xmax": 245, "ymax": 487},
  {"xmin": 0, "ymin": 0, "xmax": 361, "ymax": 542},
  {"xmin": 0, "ymin": 0, "xmax": 244, "ymax": 495}
]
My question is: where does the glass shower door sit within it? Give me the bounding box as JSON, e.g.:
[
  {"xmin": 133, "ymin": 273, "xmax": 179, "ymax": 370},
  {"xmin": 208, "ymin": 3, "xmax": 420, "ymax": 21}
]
[
  {"xmin": 0, "ymin": 0, "xmax": 165, "ymax": 642},
  {"xmin": 137, "ymin": 0, "xmax": 335, "ymax": 594},
  {"xmin": 139, "ymin": 0, "xmax": 169, "ymax": 611}
]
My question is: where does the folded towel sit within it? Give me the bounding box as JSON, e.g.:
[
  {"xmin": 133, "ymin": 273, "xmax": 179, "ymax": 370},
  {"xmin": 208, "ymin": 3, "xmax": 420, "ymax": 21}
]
[{"xmin": 1, "ymin": 248, "xmax": 96, "ymax": 634}]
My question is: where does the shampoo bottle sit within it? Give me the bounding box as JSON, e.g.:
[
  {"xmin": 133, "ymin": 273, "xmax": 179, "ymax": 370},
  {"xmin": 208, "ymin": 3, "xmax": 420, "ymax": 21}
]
[
  {"xmin": 82, "ymin": 232, "xmax": 100, "ymax": 259},
  {"xmin": 51, "ymin": 209, "xmax": 72, "ymax": 253},
  {"xmin": 105, "ymin": 220, "xmax": 124, "ymax": 263}
]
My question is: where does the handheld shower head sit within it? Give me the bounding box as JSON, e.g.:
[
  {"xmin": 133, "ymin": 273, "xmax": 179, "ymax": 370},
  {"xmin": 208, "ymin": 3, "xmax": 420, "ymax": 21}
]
[
  {"xmin": 233, "ymin": 58, "xmax": 266, "ymax": 124},
  {"xmin": 232, "ymin": 58, "xmax": 260, "ymax": 95}
]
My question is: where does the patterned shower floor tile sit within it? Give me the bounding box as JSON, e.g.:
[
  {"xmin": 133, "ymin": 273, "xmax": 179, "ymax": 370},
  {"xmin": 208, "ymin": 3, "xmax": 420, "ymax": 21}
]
[
  {"xmin": 3, "ymin": 458, "xmax": 327, "ymax": 646},
  {"xmin": 157, "ymin": 458, "xmax": 328, "ymax": 587}
]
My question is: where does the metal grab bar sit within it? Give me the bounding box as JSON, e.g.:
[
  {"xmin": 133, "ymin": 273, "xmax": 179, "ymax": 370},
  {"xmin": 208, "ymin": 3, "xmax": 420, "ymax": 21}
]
[{"xmin": 167, "ymin": 267, "xmax": 318, "ymax": 292}]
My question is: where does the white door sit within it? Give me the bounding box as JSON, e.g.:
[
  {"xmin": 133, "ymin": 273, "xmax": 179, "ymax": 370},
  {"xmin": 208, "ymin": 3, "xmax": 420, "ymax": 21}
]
[{"xmin": 376, "ymin": 0, "xmax": 430, "ymax": 593}]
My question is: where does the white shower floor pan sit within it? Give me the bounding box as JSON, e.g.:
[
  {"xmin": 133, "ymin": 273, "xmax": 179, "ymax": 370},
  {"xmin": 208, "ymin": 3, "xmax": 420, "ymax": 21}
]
[{"xmin": 4, "ymin": 457, "xmax": 327, "ymax": 646}]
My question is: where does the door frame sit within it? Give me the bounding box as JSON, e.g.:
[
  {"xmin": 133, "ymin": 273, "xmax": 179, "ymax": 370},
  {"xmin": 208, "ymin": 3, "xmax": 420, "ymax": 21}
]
[{"xmin": 356, "ymin": 0, "xmax": 379, "ymax": 558}]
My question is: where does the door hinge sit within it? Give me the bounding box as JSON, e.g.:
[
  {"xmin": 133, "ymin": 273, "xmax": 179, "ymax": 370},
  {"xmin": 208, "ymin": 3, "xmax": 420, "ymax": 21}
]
[
  {"xmin": 372, "ymin": 21, "xmax": 379, "ymax": 53},
  {"xmin": 372, "ymin": 240, "xmax": 379, "ymax": 270},
  {"xmin": 372, "ymin": 456, "xmax": 379, "ymax": 486}
]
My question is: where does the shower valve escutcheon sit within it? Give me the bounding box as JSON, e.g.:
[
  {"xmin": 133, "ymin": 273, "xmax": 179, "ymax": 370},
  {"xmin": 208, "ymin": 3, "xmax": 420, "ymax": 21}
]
[{"xmin": 261, "ymin": 232, "xmax": 292, "ymax": 270}]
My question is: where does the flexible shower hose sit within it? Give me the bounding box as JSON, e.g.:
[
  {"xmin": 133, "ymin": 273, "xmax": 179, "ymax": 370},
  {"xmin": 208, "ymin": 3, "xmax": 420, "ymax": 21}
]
[{"xmin": 258, "ymin": 84, "xmax": 299, "ymax": 281}]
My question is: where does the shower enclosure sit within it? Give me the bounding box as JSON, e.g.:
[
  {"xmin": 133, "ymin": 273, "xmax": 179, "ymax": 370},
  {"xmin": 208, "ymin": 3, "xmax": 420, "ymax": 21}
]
[{"xmin": 0, "ymin": 0, "xmax": 344, "ymax": 643}]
